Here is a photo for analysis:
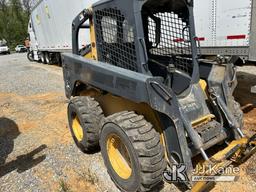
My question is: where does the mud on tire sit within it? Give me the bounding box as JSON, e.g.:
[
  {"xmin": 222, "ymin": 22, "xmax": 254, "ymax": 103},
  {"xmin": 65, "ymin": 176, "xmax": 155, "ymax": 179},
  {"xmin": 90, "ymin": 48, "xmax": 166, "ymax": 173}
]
[
  {"xmin": 100, "ymin": 111, "xmax": 166, "ymax": 192},
  {"xmin": 68, "ymin": 96, "xmax": 104, "ymax": 152}
]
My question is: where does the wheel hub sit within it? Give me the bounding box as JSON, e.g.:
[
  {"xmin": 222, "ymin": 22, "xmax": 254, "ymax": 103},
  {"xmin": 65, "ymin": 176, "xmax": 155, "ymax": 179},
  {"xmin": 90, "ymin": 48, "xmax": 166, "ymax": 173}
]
[
  {"xmin": 72, "ymin": 115, "xmax": 83, "ymax": 142},
  {"xmin": 107, "ymin": 134, "xmax": 132, "ymax": 179}
]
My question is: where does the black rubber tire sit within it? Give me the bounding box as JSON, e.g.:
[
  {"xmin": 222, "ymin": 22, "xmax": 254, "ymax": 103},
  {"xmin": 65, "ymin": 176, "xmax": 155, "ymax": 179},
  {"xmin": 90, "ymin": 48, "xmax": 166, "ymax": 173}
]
[
  {"xmin": 40, "ymin": 52, "xmax": 46, "ymax": 64},
  {"xmin": 68, "ymin": 96, "xmax": 104, "ymax": 152},
  {"xmin": 27, "ymin": 51, "xmax": 34, "ymax": 62},
  {"xmin": 45, "ymin": 52, "xmax": 50, "ymax": 64},
  {"xmin": 100, "ymin": 111, "xmax": 166, "ymax": 192}
]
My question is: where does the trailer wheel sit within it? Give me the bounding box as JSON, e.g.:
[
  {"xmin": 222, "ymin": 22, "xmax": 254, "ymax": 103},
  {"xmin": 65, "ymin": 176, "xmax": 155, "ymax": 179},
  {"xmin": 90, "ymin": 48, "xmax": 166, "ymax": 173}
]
[
  {"xmin": 68, "ymin": 96, "xmax": 104, "ymax": 152},
  {"xmin": 45, "ymin": 52, "xmax": 50, "ymax": 64},
  {"xmin": 27, "ymin": 51, "xmax": 34, "ymax": 62},
  {"xmin": 100, "ymin": 111, "xmax": 166, "ymax": 192},
  {"xmin": 40, "ymin": 52, "xmax": 46, "ymax": 64}
]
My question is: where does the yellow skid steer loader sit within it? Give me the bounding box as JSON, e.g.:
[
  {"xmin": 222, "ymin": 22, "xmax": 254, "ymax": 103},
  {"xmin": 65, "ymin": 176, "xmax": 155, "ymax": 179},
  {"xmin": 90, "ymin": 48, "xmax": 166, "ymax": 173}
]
[{"xmin": 61, "ymin": 0, "xmax": 256, "ymax": 191}]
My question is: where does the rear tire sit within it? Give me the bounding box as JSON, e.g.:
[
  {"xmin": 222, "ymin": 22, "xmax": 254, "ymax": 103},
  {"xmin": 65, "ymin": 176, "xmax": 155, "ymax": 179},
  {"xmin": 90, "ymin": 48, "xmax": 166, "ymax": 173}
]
[
  {"xmin": 100, "ymin": 111, "xmax": 166, "ymax": 192},
  {"xmin": 68, "ymin": 96, "xmax": 104, "ymax": 152}
]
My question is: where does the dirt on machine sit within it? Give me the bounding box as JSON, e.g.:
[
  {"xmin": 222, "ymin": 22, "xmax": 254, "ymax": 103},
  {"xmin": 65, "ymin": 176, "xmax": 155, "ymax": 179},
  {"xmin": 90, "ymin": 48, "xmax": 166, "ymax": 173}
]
[{"xmin": 61, "ymin": 0, "xmax": 256, "ymax": 191}]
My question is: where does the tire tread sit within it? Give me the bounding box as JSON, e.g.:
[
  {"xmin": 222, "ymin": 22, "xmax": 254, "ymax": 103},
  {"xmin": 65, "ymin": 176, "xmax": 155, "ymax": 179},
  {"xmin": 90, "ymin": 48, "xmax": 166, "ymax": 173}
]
[{"xmin": 104, "ymin": 111, "xmax": 166, "ymax": 191}]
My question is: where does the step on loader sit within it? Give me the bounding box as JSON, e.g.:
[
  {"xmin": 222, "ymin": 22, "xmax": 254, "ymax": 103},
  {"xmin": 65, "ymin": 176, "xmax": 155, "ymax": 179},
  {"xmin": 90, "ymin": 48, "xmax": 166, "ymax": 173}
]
[{"xmin": 61, "ymin": 0, "xmax": 256, "ymax": 191}]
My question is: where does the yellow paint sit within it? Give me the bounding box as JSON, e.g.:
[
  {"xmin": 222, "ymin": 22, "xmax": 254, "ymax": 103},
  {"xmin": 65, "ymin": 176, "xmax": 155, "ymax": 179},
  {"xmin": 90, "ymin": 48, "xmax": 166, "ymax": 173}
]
[
  {"xmin": 192, "ymin": 114, "xmax": 215, "ymax": 128},
  {"xmin": 84, "ymin": 51, "xmax": 92, "ymax": 59},
  {"xmin": 199, "ymin": 79, "xmax": 207, "ymax": 93},
  {"xmin": 72, "ymin": 116, "xmax": 83, "ymax": 142},
  {"xmin": 192, "ymin": 137, "xmax": 252, "ymax": 192},
  {"xmin": 192, "ymin": 181, "xmax": 208, "ymax": 192},
  {"xmin": 212, "ymin": 137, "xmax": 248, "ymax": 161},
  {"xmin": 191, "ymin": 79, "xmax": 215, "ymax": 128},
  {"xmin": 89, "ymin": 17, "xmax": 98, "ymax": 60},
  {"xmin": 107, "ymin": 134, "xmax": 132, "ymax": 179}
]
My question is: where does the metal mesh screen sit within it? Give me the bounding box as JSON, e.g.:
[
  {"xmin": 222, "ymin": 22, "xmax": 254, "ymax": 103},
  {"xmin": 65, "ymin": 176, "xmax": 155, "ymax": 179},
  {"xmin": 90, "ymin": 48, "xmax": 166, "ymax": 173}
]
[
  {"xmin": 94, "ymin": 8, "xmax": 138, "ymax": 72},
  {"xmin": 148, "ymin": 12, "xmax": 193, "ymax": 75}
]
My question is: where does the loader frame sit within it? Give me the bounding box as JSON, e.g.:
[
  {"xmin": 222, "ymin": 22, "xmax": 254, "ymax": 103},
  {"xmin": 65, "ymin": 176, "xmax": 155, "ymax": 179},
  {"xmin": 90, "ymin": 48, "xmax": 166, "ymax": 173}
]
[{"xmin": 62, "ymin": 0, "xmax": 256, "ymax": 190}]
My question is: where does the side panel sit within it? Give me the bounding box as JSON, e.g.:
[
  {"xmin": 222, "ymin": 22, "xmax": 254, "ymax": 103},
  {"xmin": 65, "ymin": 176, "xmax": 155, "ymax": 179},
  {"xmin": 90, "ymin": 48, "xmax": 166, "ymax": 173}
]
[
  {"xmin": 62, "ymin": 53, "xmax": 150, "ymax": 101},
  {"xmin": 215, "ymin": 0, "xmax": 251, "ymax": 47},
  {"xmin": 30, "ymin": 0, "xmax": 97, "ymax": 52},
  {"xmin": 194, "ymin": 0, "xmax": 214, "ymax": 47},
  {"xmin": 194, "ymin": 0, "xmax": 254, "ymax": 60}
]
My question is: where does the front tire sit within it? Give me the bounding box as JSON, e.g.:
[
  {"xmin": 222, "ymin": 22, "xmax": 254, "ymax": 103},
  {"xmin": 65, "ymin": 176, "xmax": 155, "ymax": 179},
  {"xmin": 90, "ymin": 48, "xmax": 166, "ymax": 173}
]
[
  {"xmin": 100, "ymin": 111, "xmax": 166, "ymax": 192},
  {"xmin": 68, "ymin": 96, "xmax": 104, "ymax": 152}
]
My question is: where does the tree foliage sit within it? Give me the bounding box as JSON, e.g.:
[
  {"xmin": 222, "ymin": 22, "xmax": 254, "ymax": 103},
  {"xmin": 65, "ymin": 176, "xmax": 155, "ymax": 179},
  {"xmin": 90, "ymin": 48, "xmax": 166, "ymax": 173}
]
[{"xmin": 0, "ymin": 0, "xmax": 31, "ymax": 49}]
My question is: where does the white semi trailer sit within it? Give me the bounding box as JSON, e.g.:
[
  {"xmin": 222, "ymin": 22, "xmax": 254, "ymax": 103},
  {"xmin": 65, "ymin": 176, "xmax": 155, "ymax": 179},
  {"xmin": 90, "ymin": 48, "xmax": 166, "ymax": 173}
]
[
  {"xmin": 194, "ymin": 0, "xmax": 256, "ymax": 64},
  {"xmin": 194, "ymin": 0, "xmax": 256, "ymax": 93},
  {"xmin": 28, "ymin": 0, "xmax": 96, "ymax": 64}
]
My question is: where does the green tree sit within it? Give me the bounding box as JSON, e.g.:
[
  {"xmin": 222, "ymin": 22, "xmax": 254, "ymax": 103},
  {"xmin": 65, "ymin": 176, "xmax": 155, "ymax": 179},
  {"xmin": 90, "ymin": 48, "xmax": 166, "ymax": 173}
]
[{"xmin": 0, "ymin": 0, "xmax": 30, "ymax": 49}]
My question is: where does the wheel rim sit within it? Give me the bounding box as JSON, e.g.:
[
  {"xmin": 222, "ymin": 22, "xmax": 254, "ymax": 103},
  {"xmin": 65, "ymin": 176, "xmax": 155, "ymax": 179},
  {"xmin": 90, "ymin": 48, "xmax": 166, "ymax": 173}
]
[
  {"xmin": 45, "ymin": 55, "xmax": 49, "ymax": 63},
  {"xmin": 41, "ymin": 55, "xmax": 44, "ymax": 63},
  {"xmin": 107, "ymin": 134, "xmax": 132, "ymax": 179},
  {"xmin": 72, "ymin": 115, "xmax": 83, "ymax": 142}
]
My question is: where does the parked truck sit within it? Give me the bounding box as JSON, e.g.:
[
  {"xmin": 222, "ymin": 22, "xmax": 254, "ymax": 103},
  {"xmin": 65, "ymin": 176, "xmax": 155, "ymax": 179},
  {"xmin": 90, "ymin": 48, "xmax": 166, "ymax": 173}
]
[
  {"xmin": 194, "ymin": 0, "xmax": 256, "ymax": 93},
  {"xmin": 27, "ymin": 0, "xmax": 96, "ymax": 64},
  {"xmin": 28, "ymin": 0, "xmax": 256, "ymax": 65},
  {"xmin": 194, "ymin": 0, "xmax": 256, "ymax": 64},
  {"xmin": 0, "ymin": 39, "xmax": 10, "ymax": 55}
]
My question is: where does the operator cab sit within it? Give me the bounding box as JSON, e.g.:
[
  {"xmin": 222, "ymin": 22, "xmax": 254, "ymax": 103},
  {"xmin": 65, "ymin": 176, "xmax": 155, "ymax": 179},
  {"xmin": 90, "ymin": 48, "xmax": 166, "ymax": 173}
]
[
  {"xmin": 91, "ymin": 0, "xmax": 198, "ymax": 96},
  {"xmin": 142, "ymin": 0, "xmax": 196, "ymax": 95}
]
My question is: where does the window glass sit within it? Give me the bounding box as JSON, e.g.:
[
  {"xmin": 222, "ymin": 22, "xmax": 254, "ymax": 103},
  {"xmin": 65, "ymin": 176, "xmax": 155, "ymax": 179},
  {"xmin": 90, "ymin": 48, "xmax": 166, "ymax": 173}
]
[
  {"xmin": 123, "ymin": 20, "xmax": 134, "ymax": 43},
  {"xmin": 101, "ymin": 16, "xmax": 117, "ymax": 43}
]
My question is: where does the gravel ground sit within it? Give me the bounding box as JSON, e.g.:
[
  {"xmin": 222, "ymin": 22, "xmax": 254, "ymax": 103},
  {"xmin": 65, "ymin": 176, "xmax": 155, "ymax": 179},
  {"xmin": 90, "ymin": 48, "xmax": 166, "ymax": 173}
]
[
  {"xmin": 0, "ymin": 54, "xmax": 119, "ymax": 192},
  {"xmin": 0, "ymin": 53, "xmax": 255, "ymax": 192}
]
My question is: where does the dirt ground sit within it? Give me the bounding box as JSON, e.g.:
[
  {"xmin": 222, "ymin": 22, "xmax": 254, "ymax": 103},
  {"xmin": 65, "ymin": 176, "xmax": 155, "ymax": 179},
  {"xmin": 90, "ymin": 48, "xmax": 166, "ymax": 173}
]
[
  {"xmin": 0, "ymin": 54, "xmax": 114, "ymax": 192},
  {"xmin": 0, "ymin": 54, "xmax": 256, "ymax": 192}
]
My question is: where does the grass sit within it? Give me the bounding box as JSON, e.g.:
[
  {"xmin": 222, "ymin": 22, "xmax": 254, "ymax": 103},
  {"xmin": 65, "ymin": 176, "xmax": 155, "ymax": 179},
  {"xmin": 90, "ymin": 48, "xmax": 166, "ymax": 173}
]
[
  {"xmin": 80, "ymin": 168, "xmax": 99, "ymax": 185},
  {"xmin": 58, "ymin": 169, "xmax": 98, "ymax": 192},
  {"xmin": 59, "ymin": 179, "xmax": 72, "ymax": 192}
]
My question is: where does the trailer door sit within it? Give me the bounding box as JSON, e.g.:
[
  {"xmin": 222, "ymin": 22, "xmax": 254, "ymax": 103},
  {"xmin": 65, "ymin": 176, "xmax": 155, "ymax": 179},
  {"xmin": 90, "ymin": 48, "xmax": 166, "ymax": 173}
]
[
  {"xmin": 215, "ymin": 0, "xmax": 251, "ymax": 47},
  {"xmin": 194, "ymin": 0, "xmax": 214, "ymax": 47}
]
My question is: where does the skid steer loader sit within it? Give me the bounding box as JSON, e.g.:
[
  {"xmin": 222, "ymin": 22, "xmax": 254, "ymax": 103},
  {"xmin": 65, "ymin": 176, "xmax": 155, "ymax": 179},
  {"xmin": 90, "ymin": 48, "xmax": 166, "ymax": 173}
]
[{"xmin": 62, "ymin": 0, "xmax": 256, "ymax": 191}]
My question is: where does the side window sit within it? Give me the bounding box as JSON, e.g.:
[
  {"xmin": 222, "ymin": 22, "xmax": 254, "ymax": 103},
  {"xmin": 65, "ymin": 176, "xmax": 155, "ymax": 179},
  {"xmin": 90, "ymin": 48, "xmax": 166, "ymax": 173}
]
[
  {"xmin": 123, "ymin": 20, "xmax": 134, "ymax": 43},
  {"xmin": 101, "ymin": 16, "xmax": 117, "ymax": 43}
]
